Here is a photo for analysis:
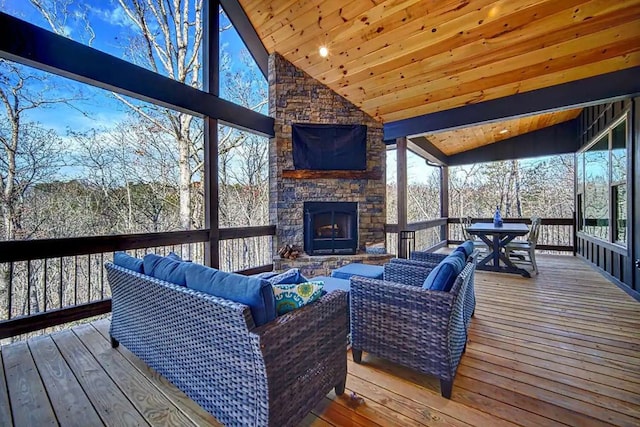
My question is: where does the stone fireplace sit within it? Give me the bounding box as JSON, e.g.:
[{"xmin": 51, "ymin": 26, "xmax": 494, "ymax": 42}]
[{"xmin": 268, "ymin": 53, "xmax": 389, "ymax": 275}]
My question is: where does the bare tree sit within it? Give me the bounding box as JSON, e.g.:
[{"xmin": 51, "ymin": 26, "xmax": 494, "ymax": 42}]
[
  {"xmin": 0, "ymin": 60, "xmax": 74, "ymax": 317},
  {"xmin": 31, "ymin": 0, "xmax": 204, "ymax": 229}
]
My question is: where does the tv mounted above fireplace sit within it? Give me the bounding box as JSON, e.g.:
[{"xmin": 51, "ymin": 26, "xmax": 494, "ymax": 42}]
[{"xmin": 292, "ymin": 123, "xmax": 367, "ymax": 171}]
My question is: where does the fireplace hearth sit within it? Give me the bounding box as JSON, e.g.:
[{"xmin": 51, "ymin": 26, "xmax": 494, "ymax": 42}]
[{"xmin": 304, "ymin": 202, "xmax": 358, "ymax": 255}]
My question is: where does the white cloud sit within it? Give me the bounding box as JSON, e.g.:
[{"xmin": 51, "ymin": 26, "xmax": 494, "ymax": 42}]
[{"xmin": 90, "ymin": 4, "xmax": 137, "ymax": 30}]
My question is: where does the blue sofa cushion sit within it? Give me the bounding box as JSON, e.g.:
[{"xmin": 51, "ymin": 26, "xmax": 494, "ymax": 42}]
[
  {"xmin": 445, "ymin": 251, "xmax": 466, "ymax": 275},
  {"xmin": 166, "ymin": 252, "xmax": 183, "ymax": 261},
  {"xmin": 143, "ymin": 254, "xmax": 191, "ymax": 286},
  {"xmin": 272, "ymin": 282, "xmax": 324, "ymax": 315},
  {"xmin": 266, "ymin": 268, "xmax": 308, "ymax": 285},
  {"xmin": 457, "ymin": 240, "xmax": 474, "ymax": 257},
  {"xmin": 114, "ymin": 252, "xmax": 143, "ymax": 273},
  {"xmin": 185, "ymin": 263, "xmax": 276, "ymax": 327},
  {"xmin": 422, "ymin": 261, "xmax": 458, "ymax": 292},
  {"xmin": 331, "ymin": 263, "xmax": 384, "ymax": 280},
  {"xmin": 252, "ymin": 271, "xmax": 279, "ymax": 280}
]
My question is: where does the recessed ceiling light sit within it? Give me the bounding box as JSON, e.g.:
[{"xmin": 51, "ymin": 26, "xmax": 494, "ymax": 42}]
[
  {"xmin": 499, "ymin": 129, "xmax": 509, "ymax": 134},
  {"xmin": 319, "ymin": 46, "xmax": 329, "ymax": 57}
]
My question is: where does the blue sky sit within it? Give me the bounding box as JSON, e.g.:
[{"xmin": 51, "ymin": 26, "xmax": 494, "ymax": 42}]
[
  {"xmin": 1, "ymin": 0, "xmax": 263, "ymax": 125},
  {"xmin": 1, "ymin": 1, "xmax": 266, "ymax": 182}
]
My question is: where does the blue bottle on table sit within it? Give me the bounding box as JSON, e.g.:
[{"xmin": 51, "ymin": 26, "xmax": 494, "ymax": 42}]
[{"xmin": 493, "ymin": 205, "xmax": 503, "ymax": 227}]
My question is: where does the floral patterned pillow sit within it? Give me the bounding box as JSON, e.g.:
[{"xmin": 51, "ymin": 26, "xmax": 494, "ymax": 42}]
[{"xmin": 272, "ymin": 281, "xmax": 324, "ymax": 315}]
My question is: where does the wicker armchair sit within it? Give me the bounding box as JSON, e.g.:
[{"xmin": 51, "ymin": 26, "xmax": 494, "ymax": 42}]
[
  {"xmin": 350, "ymin": 259, "xmax": 476, "ymax": 398},
  {"xmin": 106, "ymin": 263, "xmax": 348, "ymax": 427},
  {"xmin": 402, "ymin": 250, "xmax": 478, "ymax": 326}
]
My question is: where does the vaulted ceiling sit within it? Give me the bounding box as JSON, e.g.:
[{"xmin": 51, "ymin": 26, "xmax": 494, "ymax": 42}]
[{"xmin": 238, "ymin": 0, "xmax": 639, "ymax": 155}]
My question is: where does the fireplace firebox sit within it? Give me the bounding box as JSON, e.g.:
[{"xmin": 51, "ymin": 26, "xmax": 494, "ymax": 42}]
[{"xmin": 304, "ymin": 202, "xmax": 358, "ymax": 255}]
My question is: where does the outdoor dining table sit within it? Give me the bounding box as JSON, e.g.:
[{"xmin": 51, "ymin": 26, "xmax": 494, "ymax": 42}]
[{"xmin": 466, "ymin": 222, "xmax": 531, "ymax": 278}]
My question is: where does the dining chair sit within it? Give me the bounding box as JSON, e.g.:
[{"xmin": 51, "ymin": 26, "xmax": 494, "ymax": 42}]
[
  {"xmin": 460, "ymin": 216, "xmax": 488, "ymax": 252},
  {"xmin": 504, "ymin": 216, "xmax": 542, "ymax": 274}
]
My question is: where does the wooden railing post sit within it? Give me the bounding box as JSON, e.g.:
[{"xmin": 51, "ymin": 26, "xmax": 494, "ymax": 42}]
[
  {"xmin": 397, "ymin": 137, "xmax": 408, "ymax": 257},
  {"xmin": 203, "ymin": 1, "xmax": 220, "ymax": 268},
  {"xmin": 440, "ymin": 166, "xmax": 449, "ymax": 244}
]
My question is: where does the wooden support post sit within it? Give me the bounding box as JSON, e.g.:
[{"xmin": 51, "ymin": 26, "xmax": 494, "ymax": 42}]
[
  {"xmin": 203, "ymin": 0, "xmax": 220, "ymax": 268},
  {"xmin": 441, "ymin": 166, "xmax": 449, "ymax": 245},
  {"xmin": 397, "ymin": 137, "xmax": 408, "ymax": 257}
]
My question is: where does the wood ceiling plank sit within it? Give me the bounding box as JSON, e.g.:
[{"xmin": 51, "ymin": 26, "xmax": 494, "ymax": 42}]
[
  {"xmin": 260, "ymin": 0, "xmax": 367, "ymax": 52},
  {"xmin": 277, "ymin": 0, "xmax": 457, "ymax": 59},
  {"xmin": 304, "ymin": 0, "xmax": 581, "ymax": 85},
  {"xmin": 241, "ymin": 0, "xmax": 640, "ymax": 125},
  {"xmin": 364, "ymin": 28, "xmax": 640, "ymax": 116},
  {"xmin": 352, "ymin": 4, "xmax": 640, "ymax": 108},
  {"xmin": 337, "ymin": 2, "xmax": 640, "ymax": 103},
  {"xmin": 295, "ymin": 0, "xmax": 505, "ymax": 76},
  {"xmin": 380, "ymin": 53, "xmax": 640, "ymax": 122},
  {"xmin": 272, "ymin": 0, "xmax": 427, "ymax": 57},
  {"xmin": 428, "ymin": 109, "xmax": 582, "ymax": 155},
  {"xmin": 243, "ymin": 0, "xmax": 319, "ymax": 39}
]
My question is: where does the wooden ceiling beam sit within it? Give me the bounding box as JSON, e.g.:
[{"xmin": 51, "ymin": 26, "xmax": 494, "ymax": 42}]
[
  {"xmin": 382, "ymin": 66, "xmax": 640, "ymax": 140},
  {"xmin": 409, "ymin": 137, "xmax": 450, "ymax": 166},
  {"xmin": 447, "ymin": 120, "xmax": 579, "ymax": 165}
]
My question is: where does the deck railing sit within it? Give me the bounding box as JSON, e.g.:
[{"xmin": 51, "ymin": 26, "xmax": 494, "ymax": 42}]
[
  {"xmin": 385, "ymin": 217, "xmax": 575, "ymax": 256},
  {"xmin": 447, "ymin": 217, "xmax": 575, "ymax": 253},
  {"xmin": 0, "ymin": 226, "xmax": 275, "ymax": 340},
  {"xmin": 385, "ymin": 218, "xmax": 448, "ymax": 256}
]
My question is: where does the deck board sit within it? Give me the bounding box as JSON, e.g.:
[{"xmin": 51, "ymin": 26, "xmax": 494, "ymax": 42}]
[
  {"xmin": 2, "ymin": 341, "xmax": 57, "ymax": 426},
  {"xmin": 51, "ymin": 329, "xmax": 150, "ymax": 426},
  {"xmin": 1, "ymin": 254, "xmax": 638, "ymax": 426},
  {"xmin": 73, "ymin": 323, "xmax": 198, "ymax": 427},
  {"xmin": 27, "ymin": 335, "xmax": 102, "ymax": 427},
  {"xmin": 0, "ymin": 350, "xmax": 13, "ymax": 427}
]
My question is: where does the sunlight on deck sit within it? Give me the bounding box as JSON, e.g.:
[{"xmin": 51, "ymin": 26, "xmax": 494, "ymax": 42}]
[{"xmin": 1, "ymin": 254, "xmax": 638, "ymax": 426}]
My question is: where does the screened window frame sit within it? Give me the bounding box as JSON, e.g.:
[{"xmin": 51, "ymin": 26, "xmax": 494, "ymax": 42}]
[{"xmin": 576, "ymin": 112, "xmax": 630, "ymax": 248}]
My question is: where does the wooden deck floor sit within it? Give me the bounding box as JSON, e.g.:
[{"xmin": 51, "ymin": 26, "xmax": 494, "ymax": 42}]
[{"xmin": 1, "ymin": 254, "xmax": 639, "ymax": 426}]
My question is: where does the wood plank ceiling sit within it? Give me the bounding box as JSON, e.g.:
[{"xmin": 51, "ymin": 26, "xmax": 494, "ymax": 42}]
[
  {"xmin": 426, "ymin": 107, "xmax": 582, "ymax": 155},
  {"xmin": 239, "ymin": 0, "xmax": 640, "ymax": 126}
]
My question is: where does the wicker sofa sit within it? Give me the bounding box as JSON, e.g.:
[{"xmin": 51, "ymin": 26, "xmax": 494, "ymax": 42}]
[
  {"xmin": 106, "ymin": 262, "xmax": 348, "ymax": 427},
  {"xmin": 349, "ymin": 250, "xmax": 477, "ymax": 398}
]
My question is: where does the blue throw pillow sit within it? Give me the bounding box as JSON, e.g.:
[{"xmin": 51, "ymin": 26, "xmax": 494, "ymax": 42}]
[
  {"xmin": 422, "ymin": 262, "xmax": 458, "ymax": 292},
  {"xmin": 114, "ymin": 252, "xmax": 143, "ymax": 273},
  {"xmin": 185, "ymin": 263, "xmax": 276, "ymax": 327},
  {"xmin": 272, "ymin": 281, "xmax": 324, "ymax": 315},
  {"xmin": 445, "ymin": 251, "xmax": 466, "ymax": 275},
  {"xmin": 143, "ymin": 253, "xmax": 191, "ymax": 286},
  {"xmin": 457, "ymin": 240, "xmax": 474, "ymax": 257},
  {"xmin": 266, "ymin": 268, "xmax": 308, "ymax": 285}
]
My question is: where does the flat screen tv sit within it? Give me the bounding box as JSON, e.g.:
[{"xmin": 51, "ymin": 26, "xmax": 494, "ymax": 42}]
[{"xmin": 292, "ymin": 123, "xmax": 367, "ymax": 171}]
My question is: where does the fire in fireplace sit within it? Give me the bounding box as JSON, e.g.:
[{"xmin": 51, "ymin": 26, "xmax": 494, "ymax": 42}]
[{"xmin": 304, "ymin": 202, "xmax": 358, "ymax": 255}]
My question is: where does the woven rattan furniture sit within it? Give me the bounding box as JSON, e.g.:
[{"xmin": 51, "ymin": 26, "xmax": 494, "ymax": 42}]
[
  {"xmin": 350, "ymin": 257, "xmax": 477, "ymax": 398},
  {"xmin": 106, "ymin": 263, "xmax": 348, "ymax": 427}
]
